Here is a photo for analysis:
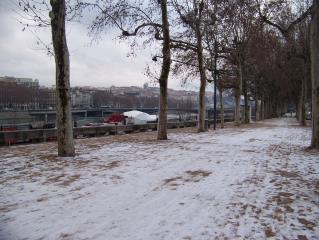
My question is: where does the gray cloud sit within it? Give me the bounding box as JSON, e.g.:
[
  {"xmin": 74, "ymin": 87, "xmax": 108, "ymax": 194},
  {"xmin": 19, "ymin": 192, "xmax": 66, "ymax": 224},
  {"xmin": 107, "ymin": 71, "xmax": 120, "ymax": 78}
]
[{"xmin": 0, "ymin": 0, "xmax": 196, "ymax": 90}]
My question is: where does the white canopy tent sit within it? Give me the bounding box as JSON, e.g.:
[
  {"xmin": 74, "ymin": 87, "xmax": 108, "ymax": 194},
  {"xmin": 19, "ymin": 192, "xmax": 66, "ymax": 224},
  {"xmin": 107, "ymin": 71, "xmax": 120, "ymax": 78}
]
[{"xmin": 123, "ymin": 110, "xmax": 157, "ymax": 124}]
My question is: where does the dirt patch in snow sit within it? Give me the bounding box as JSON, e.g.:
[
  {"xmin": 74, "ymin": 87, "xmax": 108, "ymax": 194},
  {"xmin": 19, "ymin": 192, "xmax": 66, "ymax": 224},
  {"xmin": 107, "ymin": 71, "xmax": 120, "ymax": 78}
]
[
  {"xmin": 58, "ymin": 233, "xmax": 74, "ymax": 240},
  {"xmin": 271, "ymin": 192, "xmax": 295, "ymax": 205},
  {"xmin": 37, "ymin": 154, "xmax": 59, "ymax": 162},
  {"xmin": 315, "ymin": 181, "xmax": 319, "ymax": 195},
  {"xmin": 0, "ymin": 121, "xmax": 283, "ymax": 159},
  {"xmin": 41, "ymin": 173, "xmax": 81, "ymax": 187},
  {"xmin": 161, "ymin": 170, "xmax": 212, "ymax": 189},
  {"xmin": 0, "ymin": 203, "xmax": 19, "ymax": 213},
  {"xmin": 77, "ymin": 127, "xmax": 199, "ymax": 147},
  {"xmin": 298, "ymin": 218, "xmax": 316, "ymax": 230},
  {"xmin": 264, "ymin": 227, "xmax": 276, "ymax": 238},
  {"xmin": 273, "ymin": 170, "xmax": 301, "ymax": 179},
  {"xmin": 104, "ymin": 160, "xmax": 121, "ymax": 169},
  {"xmin": 297, "ymin": 235, "xmax": 309, "ymax": 240},
  {"xmin": 185, "ymin": 170, "xmax": 211, "ymax": 178},
  {"xmin": 163, "ymin": 176, "xmax": 183, "ymax": 187},
  {"xmin": 92, "ymin": 160, "xmax": 121, "ymax": 171}
]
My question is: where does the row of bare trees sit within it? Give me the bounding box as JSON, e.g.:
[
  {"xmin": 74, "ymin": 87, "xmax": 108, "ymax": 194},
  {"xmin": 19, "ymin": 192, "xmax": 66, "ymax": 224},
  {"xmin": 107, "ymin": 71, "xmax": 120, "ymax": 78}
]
[
  {"xmin": 0, "ymin": 86, "xmax": 56, "ymax": 110},
  {"xmin": 18, "ymin": 0, "xmax": 319, "ymax": 156}
]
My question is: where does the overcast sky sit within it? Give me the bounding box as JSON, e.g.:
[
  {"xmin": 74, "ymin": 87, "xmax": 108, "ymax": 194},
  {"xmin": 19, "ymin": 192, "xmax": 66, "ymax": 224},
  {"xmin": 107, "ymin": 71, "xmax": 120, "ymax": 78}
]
[{"xmin": 0, "ymin": 0, "xmax": 200, "ymax": 90}]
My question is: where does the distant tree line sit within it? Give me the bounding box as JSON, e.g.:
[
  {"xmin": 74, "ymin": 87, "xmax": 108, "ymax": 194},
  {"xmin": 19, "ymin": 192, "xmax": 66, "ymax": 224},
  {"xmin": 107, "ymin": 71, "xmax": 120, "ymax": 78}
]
[{"xmin": 0, "ymin": 81, "xmax": 55, "ymax": 110}]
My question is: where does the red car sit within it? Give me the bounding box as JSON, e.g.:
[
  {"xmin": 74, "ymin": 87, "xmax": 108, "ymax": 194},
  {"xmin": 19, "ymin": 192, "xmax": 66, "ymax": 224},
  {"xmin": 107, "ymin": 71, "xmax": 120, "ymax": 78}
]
[{"xmin": 104, "ymin": 114, "xmax": 127, "ymax": 125}]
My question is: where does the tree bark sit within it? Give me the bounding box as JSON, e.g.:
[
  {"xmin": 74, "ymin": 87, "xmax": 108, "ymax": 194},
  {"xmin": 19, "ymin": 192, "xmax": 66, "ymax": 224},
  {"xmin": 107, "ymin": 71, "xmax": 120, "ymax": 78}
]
[
  {"xmin": 234, "ymin": 87, "xmax": 241, "ymax": 125},
  {"xmin": 311, "ymin": 0, "xmax": 319, "ymax": 148},
  {"xmin": 157, "ymin": 0, "xmax": 171, "ymax": 140},
  {"xmin": 198, "ymin": 77, "xmax": 206, "ymax": 132},
  {"xmin": 302, "ymin": 59, "xmax": 309, "ymax": 127},
  {"xmin": 243, "ymin": 77, "xmax": 250, "ymax": 124},
  {"xmin": 255, "ymin": 98, "xmax": 260, "ymax": 121},
  {"xmin": 261, "ymin": 95, "xmax": 265, "ymax": 120},
  {"xmin": 296, "ymin": 100, "xmax": 300, "ymax": 120},
  {"xmin": 254, "ymin": 78, "xmax": 259, "ymax": 122},
  {"xmin": 195, "ymin": 18, "xmax": 207, "ymax": 132},
  {"xmin": 267, "ymin": 96, "xmax": 271, "ymax": 118},
  {"xmin": 219, "ymin": 88, "xmax": 224, "ymax": 128},
  {"xmin": 299, "ymin": 67, "xmax": 306, "ymax": 126},
  {"xmin": 235, "ymin": 60, "xmax": 243, "ymax": 125},
  {"xmin": 50, "ymin": 0, "xmax": 75, "ymax": 157}
]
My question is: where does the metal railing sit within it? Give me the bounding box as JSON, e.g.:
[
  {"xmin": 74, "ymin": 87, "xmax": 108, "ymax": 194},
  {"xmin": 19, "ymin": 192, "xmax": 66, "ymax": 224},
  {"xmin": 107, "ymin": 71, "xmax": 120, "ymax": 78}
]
[{"xmin": 0, "ymin": 116, "xmax": 236, "ymax": 146}]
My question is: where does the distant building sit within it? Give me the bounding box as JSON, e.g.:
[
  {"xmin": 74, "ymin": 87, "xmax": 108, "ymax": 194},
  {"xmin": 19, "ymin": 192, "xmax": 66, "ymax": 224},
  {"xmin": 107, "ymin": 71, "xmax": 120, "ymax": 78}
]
[
  {"xmin": 0, "ymin": 76, "xmax": 39, "ymax": 88},
  {"xmin": 92, "ymin": 89, "xmax": 113, "ymax": 107},
  {"xmin": 0, "ymin": 77, "xmax": 214, "ymax": 110},
  {"xmin": 71, "ymin": 88, "xmax": 93, "ymax": 108},
  {"xmin": 38, "ymin": 87, "xmax": 56, "ymax": 109},
  {"xmin": 15, "ymin": 78, "xmax": 39, "ymax": 88},
  {"xmin": 124, "ymin": 91, "xmax": 140, "ymax": 97}
]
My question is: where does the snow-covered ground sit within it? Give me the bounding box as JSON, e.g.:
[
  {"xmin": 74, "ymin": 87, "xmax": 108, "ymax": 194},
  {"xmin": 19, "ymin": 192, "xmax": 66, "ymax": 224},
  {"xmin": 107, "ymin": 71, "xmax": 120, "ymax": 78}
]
[{"xmin": 0, "ymin": 118, "xmax": 318, "ymax": 240}]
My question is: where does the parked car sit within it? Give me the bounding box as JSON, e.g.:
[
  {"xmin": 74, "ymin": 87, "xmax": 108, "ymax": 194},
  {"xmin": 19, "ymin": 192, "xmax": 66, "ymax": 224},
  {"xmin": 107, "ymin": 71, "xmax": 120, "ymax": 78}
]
[
  {"xmin": 104, "ymin": 114, "xmax": 127, "ymax": 125},
  {"xmin": 306, "ymin": 111, "xmax": 312, "ymax": 120}
]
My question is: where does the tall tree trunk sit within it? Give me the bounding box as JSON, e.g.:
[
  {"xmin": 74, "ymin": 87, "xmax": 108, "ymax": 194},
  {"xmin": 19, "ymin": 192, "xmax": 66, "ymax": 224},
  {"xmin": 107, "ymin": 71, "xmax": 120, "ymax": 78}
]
[
  {"xmin": 296, "ymin": 100, "xmax": 300, "ymax": 120},
  {"xmin": 311, "ymin": 0, "xmax": 319, "ymax": 148},
  {"xmin": 50, "ymin": 0, "xmax": 75, "ymax": 157},
  {"xmin": 219, "ymin": 88, "xmax": 224, "ymax": 128},
  {"xmin": 243, "ymin": 78, "xmax": 250, "ymax": 124},
  {"xmin": 255, "ymin": 98, "xmax": 260, "ymax": 121},
  {"xmin": 195, "ymin": 19, "xmax": 207, "ymax": 132},
  {"xmin": 299, "ymin": 67, "xmax": 306, "ymax": 126},
  {"xmin": 254, "ymin": 78, "xmax": 259, "ymax": 121},
  {"xmin": 265, "ymin": 96, "xmax": 269, "ymax": 119},
  {"xmin": 198, "ymin": 78, "xmax": 206, "ymax": 132},
  {"xmin": 157, "ymin": 0, "xmax": 171, "ymax": 140},
  {"xmin": 235, "ymin": 60, "xmax": 243, "ymax": 125},
  {"xmin": 234, "ymin": 89, "xmax": 241, "ymax": 125},
  {"xmin": 268, "ymin": 97, "xmax": 272, "ymax": 118},
  {"xmin": 261, "ymin": 95, "xmax": 265, "ymax": 120}
]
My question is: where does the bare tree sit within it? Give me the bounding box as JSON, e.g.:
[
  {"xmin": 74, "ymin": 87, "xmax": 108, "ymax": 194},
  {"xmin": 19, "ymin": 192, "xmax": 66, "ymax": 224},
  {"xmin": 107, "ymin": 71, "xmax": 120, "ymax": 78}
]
[
  {"xmin": 50, "ymin": 0, "xmax": 75, "ymax": 156},
  {"xmin": 171, "ymin": 0, "xmax": 212, "ymax": 132},
  {"xmin": 74, "ymin": 0, "xmax": 172, "ymax": 140},
  {"xmin": 258, "ymin": 0, "xmax": 318, "ymax": 148},
  {"xmin": 157, "ymin": 0, "xmax": 171, "ymax": 140},
  {"xmin": 310, "ymin": 0, "xmax": 319, "ymax": 148},
  {"xmin": 18, "ymin": 0, "xmax": 75, "ymax": 156},
  {"xmin": 228, "ymin": 0, "xmax": 256, "ymax": 125}
]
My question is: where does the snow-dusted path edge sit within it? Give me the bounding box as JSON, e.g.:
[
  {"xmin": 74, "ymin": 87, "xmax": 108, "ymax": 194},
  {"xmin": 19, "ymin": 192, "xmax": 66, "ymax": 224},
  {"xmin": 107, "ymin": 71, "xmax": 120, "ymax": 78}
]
[{"xmin": 0, "ymin": 118, "xmax": 318, "ymax": 240}]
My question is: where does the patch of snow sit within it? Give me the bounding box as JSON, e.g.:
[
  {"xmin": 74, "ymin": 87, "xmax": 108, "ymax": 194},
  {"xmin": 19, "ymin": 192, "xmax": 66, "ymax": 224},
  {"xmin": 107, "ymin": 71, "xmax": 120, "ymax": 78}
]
[{"xmin": 0, "ymin": 118, "xmax": 318, "ymax": 240}]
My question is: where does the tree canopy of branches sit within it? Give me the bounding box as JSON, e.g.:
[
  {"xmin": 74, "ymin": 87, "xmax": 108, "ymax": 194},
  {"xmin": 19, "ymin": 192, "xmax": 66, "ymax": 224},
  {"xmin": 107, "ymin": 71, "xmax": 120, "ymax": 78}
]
[
  {"xmin": 16, "ymin": 0, "xmax": 319, "ymax": 149},
  {"xmin": 73, "ymin": 0, "xmax": 174, "ymax": 139}
]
